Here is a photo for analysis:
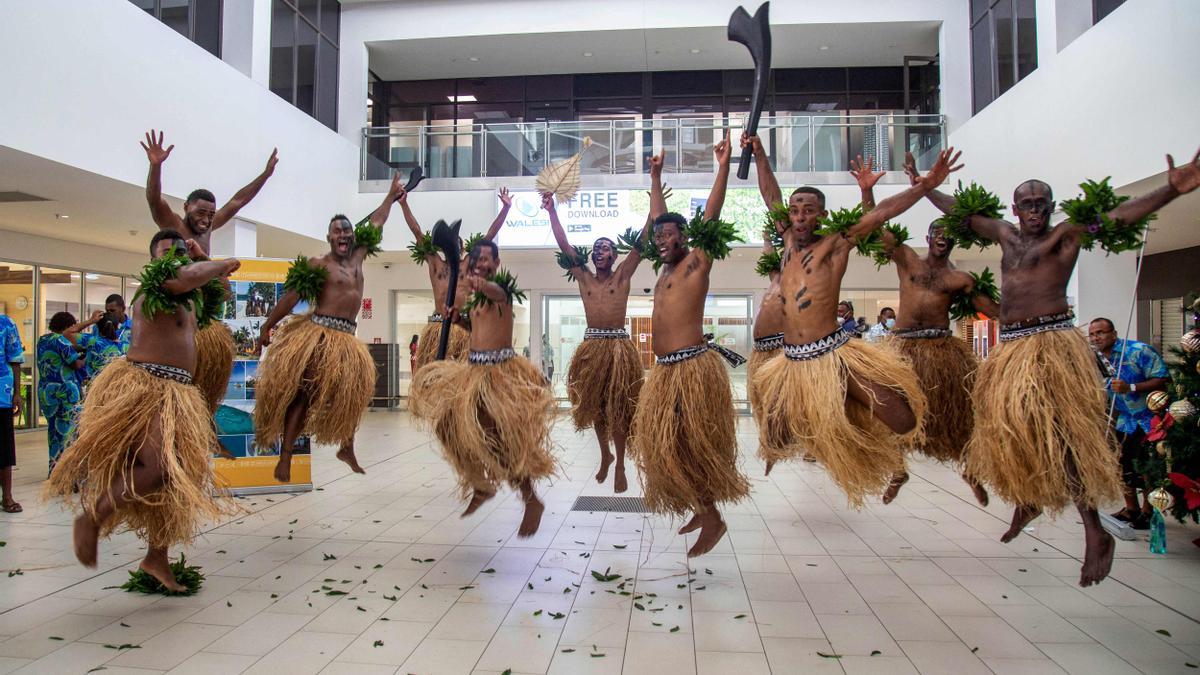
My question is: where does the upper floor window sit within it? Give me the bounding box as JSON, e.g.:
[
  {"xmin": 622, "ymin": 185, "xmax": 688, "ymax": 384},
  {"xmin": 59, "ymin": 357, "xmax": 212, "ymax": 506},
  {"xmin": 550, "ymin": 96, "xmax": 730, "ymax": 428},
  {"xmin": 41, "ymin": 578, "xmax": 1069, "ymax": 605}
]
[
  {"xmin": 1094, "ymin": 0, "xmax": 1126, "ymax": 24},
  {"xmin": 971, "ymin": 0, "xmax": 1037, "ymax": 114},
  {"xmin": 130, "ymin": 0, "xmax": 221, "ymax": 57},
  {"xmin": 270, "ymin": 0, "xmax": 340, "ymax": 130}
]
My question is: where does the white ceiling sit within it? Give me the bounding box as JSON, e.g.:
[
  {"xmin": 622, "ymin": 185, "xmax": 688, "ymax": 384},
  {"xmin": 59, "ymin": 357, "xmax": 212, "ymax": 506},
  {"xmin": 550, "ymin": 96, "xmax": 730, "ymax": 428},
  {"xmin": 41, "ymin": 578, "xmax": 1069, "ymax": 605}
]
[{"xmin": 367, "ymin": 22, "xmax": 941, "ymax": 81}]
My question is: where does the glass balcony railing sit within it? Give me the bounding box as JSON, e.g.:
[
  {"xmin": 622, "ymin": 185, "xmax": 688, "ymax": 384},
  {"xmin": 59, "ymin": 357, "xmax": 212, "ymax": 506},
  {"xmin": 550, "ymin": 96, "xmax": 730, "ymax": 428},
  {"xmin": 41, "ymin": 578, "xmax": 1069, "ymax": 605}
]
[{"xmin": 360, "ymin": 114, "xmax": 945, "ymax": 182}]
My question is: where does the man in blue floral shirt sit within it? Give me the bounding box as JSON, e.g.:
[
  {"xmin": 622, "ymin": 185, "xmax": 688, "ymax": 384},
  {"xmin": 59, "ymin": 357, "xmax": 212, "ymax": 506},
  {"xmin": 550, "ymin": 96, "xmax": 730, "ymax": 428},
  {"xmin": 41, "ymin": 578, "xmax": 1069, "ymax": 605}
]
[
  {"xmin": 0, "ymin": 313, "xmax": 24, "ymax": 513},
  {"xmin": 1088, "ymin": 317, "xmax": 1170, "ymax": 528}
]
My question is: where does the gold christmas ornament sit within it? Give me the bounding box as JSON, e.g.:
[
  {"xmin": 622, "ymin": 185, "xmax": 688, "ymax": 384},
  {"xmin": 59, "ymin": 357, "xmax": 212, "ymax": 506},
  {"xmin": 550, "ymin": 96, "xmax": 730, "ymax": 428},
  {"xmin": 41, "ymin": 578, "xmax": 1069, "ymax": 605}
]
[
  {"xmin": 1149, "ymin": 487, "xmax": 1174, "ymax": 512},
  {"xmin": 1168, "ymin": 399, "xmax": 1198, "ymax": 421},
  {"xmin": 1183, "ymin": 329, "xmax": 1200, "ymax": 354},
  {"xmin": 1147, "ymin": 390, "xmax": 1170, "ymax": 413}
]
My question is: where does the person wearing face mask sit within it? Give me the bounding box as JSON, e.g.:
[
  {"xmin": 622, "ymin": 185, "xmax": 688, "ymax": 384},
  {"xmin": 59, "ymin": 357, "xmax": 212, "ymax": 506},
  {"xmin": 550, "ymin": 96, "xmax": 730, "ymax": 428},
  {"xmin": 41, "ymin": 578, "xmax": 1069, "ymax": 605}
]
[
  {"xmin": 915, "ymin": 144, "xmax": 1200, "ymax": 588},
  {"xmin": 865, "ymin": 307, "xmax": 896, "ymax": 343}
]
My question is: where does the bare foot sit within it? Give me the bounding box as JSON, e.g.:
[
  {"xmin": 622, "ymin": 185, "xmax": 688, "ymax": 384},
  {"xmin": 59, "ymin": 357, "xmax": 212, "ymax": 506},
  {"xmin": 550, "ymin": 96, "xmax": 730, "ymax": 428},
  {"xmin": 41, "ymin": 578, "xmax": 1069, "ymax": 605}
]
[
  {"xmin": 613, "ymin": 467, "xmax": 628, "ymax": 494},
  {"xmin": 336, "ymin": 446, "xmax": 367, "ymax": 475},
  {"xmin": 1001, "ymin": 505, "xmax": 1042, "ymax": 543},
  {"xmin": 596, "ymin": 450, "xmax": 614, "ymax": 484},
  {"xmin": 764, "ymin": 459, "xmax": 775, "ymax": 476},
  {"xmin": 687, "ymin": 512, "xmax": 727, "ymax": 558},
  {"xmin": 678, "ymin": 513, "xmax": 703, "ymax": 535},
  {"xmin": 461, "ymin": 489, "xmax": 495, "ymax": 518},
  {"xmin": 139, "ymin": 552, "xmax": 186, "ymax": 593},
  {"xmin": 518, "ymin": 495, "xmax": 545, "ymax": 538},
  {"xmin": 882, "ymin": 472, "xmax": 909, "ymax": 505},
  {"xmin": 273, "ymin": 454, "xmax": 292, "ymax": 483},
  {"xmin": 1079, "ymin": 529, "xmax": 1115, "ymax": 587},
  {"xmin": 964, "ymin": 473, "xmax": 989, "ymax": 507},
  {"xmin": 73, "ymin": 513, "xmax": 99, "ymax": 568}
]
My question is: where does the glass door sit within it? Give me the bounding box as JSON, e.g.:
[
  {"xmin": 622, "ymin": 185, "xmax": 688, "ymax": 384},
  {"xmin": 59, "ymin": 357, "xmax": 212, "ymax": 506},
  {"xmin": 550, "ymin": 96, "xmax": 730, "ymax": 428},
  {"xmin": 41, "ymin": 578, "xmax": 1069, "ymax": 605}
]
[{"xmin": 0, "ymin": 262, "xmax": 36, "ymax": 428}]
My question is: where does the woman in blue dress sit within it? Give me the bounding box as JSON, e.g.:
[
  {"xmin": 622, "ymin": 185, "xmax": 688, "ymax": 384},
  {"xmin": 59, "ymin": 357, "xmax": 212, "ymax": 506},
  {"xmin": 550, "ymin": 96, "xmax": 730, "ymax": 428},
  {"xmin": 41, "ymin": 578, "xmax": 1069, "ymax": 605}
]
[
  {"xmin": 75, "ymin": 312, "xmax": 129, "ymax": 388},
  {"xmin": 36, "ymin": 312, "xmax": 91, "ymax": 473}
]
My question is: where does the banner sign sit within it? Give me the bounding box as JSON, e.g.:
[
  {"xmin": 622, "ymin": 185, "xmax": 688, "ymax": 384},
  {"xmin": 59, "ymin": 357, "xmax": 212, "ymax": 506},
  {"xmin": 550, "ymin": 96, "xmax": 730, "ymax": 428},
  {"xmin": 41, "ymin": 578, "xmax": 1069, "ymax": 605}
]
[
  {"xmin": 212, "ymin": 258, "xmax": 313, "ymax": 495},
  {"xmin": 497, "ymin": 190, "xmax": 636, "ymax": 247}
]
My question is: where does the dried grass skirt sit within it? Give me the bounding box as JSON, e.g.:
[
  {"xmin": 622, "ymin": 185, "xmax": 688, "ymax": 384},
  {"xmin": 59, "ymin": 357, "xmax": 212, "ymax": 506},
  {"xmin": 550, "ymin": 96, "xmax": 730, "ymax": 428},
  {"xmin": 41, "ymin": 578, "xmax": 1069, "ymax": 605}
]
[
  {"xmin": 194, "ymin": 322, "xmax": 235, "ymax": 413},
  {"xmin": 567, "ymin": 337, "xmax": 643, "ymax": 443},
  {"xmin": 890, "ymin": 335, "xmax": 977, "ymax": 464}
]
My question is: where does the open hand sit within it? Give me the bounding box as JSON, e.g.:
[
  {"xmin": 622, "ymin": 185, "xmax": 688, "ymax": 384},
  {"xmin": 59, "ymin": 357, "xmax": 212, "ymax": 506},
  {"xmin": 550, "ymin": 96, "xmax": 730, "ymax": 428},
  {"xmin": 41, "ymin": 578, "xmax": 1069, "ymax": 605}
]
[
  {"xmin": 648, "ymin": 149, "xmax": 665, "ymax": 176},
  {"xmin": 1167, "ymin": 146, "xmax": 1200, "ymax": 195},
  {"xmin": 902, "ymin": 152, "xmax": 920, "ymax": 186},
  {"xmin": 850, "ymin": 155, "xmax": 886, "ymax": 191},
  {"xmin": 540, "ymin": 192, "xmax": 555, "ymax": 212},
  {"xmin": 264, "ymin": 148, "xmax": 279, "ymax": 176},
  {"xmin": 89, "ymin": 309, "xmax": 104, "ymax": 323},
  {"xmin": 918, "ymin": 148, "xmax": 963, "ymax": 190},
  {"xmin": 497, "ymin": 187, "xmax": 513, "ymax": 208},
  {"xmin": 140, "ymin": 130, "xmax": 173, "ymax": 165},
  {"xmin": 714, "ymin": 135, "xmax": 732, "ymax": 165}
]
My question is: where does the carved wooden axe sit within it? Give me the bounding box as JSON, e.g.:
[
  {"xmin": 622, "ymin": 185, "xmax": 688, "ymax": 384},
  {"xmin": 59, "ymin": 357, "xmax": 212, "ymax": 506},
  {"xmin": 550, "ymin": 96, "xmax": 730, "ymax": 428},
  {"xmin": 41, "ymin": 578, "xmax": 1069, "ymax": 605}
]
[
  {"xmin": 430, "ymin": 219, "xmax": 462, "ymax": 360},
  {"xmin": 728, "ymin": 2, "xmax": 772, "ymax": 180}
]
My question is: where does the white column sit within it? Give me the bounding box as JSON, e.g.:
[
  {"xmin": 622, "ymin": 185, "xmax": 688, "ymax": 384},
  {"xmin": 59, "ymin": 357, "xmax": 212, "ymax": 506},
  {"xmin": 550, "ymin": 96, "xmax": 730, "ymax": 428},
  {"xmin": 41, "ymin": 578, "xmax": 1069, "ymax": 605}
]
[
  {"xmin": 221, "ymin": 0, "xmax": 272, "ymax": 88},
  {"xmin": 1073, "ymin": 248, "xmax": 1141, "ymax": 333},
  {"xmin": 209, "ymin": 217, "xmax": 258, "ymax": 258}
]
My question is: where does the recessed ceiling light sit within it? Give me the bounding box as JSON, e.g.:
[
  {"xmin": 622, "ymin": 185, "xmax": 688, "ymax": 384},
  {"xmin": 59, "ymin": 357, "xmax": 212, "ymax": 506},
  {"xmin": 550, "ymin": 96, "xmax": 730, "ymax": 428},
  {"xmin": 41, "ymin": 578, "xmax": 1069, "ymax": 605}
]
[
  {"xmin": 468, "ymin": 56, "xmax": 479, "ymax": 62},
  {"xmin": 55, "ymin": 213, "xmax": 69, "ymax": 219},
  {"xmin": 819, "ymin": 45, "xmax": 829, "ymax": 50},
  {"xmin": 582, "ymin": 52, "xmax": 593, "ymax": 57},
  {"xmin": 447, "ymin": 95, "xmax": 477, "ymax": 102},
  {"xmin": 690, "ymin": 48, "xmax": 701, "ymax": 54},
  {"xmin": 85, "ymin": 273, "xmax": 99, "ymax": 281}
]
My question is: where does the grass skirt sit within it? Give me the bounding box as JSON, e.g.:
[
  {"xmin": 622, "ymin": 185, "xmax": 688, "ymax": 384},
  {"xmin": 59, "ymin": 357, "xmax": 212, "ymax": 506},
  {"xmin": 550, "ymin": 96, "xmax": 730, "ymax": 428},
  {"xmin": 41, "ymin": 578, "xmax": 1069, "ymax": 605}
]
[
  {"xmin": 254, "ymin": 316, "xmax": 375, "ymax": 449},
  {"xmin": 567, "ymin": 337, "xmax": 643, "ymax": 443},
  {"xmin": 628, "ymin": 350, "xmax": 749, "ymax": 516},
  {"xmin": 195, "ymin": 322, "xmax": 235, "ymax": 413},
  {"xmin": 410, "ymin": 355, "xmax": 557, "ymax": 498},
  {"xmin": 891, "ymin": 336, "xmax": 976, "ymax": 464},
  {"xmin": 753, "ymin": 339, "xmax": 924, "ymax": 507},
  {"xmin": 966, "ymin": 328, "xmax": 1120, "ymax": 512},
  {"xmin": 415, "ymin": 322, "xmax": 469, "ymax": 372},
  {"xmin": 747, "ymin": 347, "xmax": 782, "ymax": 456},
  {"xmin": 43, "ymin": 359, "xmax": 230, "ymax": 548}
]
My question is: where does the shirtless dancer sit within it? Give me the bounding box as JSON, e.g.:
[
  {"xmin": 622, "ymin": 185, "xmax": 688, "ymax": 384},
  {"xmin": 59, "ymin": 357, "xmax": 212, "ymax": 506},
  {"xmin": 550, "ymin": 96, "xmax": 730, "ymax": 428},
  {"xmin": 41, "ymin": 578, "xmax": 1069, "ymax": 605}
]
[
  {"xmin": 628, "ymin": 137, "xmax": 750, "ymax": 557},
  {"xmin": 916, "ymin": 146, "xmax": 1200, "ymax": 586},
  {"xmin": 411, "ymin": 240, "xmax": 556, "ymax": 536},
  {"xmin": 141, "ymin": 130, "xmax": 277, "ymax": 412},
  {"xmin": 544, "ymin": 153, "xmax": 660, "ymax": 493},
  {"xmin": 254, "ymin": 174, "xmax": 404, "ymax": 482},
  {"xmin": 404, "ymin": 188, "xmax": 512, "ymax": 371},
  {"xmin": 750, "ymin": 137, "xmax": 961, "ymax": 505},
  {"xmin": 48, "ymin": 231, "xmax": 239, "ymax": 591}
]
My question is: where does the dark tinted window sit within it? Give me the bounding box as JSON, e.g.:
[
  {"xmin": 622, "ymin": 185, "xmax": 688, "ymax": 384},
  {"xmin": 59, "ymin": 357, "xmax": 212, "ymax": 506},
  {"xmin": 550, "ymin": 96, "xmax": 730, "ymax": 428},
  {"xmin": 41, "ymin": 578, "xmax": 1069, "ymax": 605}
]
[
  {"xmin": 652, "ymin": 71, "xmax": 722, "ymax": 96},
  {"xmin": 848, "ymin": 67, "xmax": 904, "ymax": 91},
  {"xmin": 574, "ymin": 73, "xmax": 641, "ymax": 98},
  {"xmin": 269, "ymin": 0, "xmax": 339, "ymax": 129},
  {"xmin": 1094, "ymin": 0, "xmax": 1126, "ymax": 23},
  {"xmin": 775, "ymin": 68, "xmax": 845, "ymax": 93},
  {"xmin": 972, "ymin": 0, "xmax": 1036, "ymax": 113},
  {"xmin": 130, "ymin": 0, "xmax": 220, "ymax": 57}
]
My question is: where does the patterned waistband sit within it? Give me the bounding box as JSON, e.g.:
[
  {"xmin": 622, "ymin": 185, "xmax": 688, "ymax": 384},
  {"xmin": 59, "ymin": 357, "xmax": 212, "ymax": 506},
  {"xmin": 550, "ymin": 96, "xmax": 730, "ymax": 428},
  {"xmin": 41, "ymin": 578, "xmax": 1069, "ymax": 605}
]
[
  {"xmin": 584, "ymin": 327, "xmax": 630, "ymax": 340},
  {"xmin": 132, "ymin": 361, "xmax": 193, "ymax": 384},
  {"xmin": 468, "ymin": 348, "xmax": 516, "ymax": 365},
  {"xmin": 428, "ymin": 313, "xmax": 443, "ymax": 323},
  {"xmin": 312, "ymin": 314, "xmax": 357, "ymax": 334},
  {"xmin": 753, "ymin": 333, "xmax": 785, "ymax": 351},
  {"xmin": 999, "ymin": 311, "xmax": 1075, "ymax": 342},
  {"xmin": 892, "ymin": 328, "xmax": 953, "ymax": 340},
  {"xmin": 656, "ymin": 334, "xmax": 747, "ymax": 368},
  {"xmin": 783, "ymin": 327, "xmax": 852, "ymax": 361}
]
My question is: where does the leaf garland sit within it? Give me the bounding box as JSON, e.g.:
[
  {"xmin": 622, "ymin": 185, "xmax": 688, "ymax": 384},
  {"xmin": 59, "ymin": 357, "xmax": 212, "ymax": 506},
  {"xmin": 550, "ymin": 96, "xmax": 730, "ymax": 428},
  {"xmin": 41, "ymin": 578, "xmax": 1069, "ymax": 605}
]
[
  {"xmin": 764, "ymin": 201, "xmax": 790, "ymax": 250},
  {"xmin": 755, "ymin": 249, "xmax": 782, "ymax": 278},
  {"xmin": 462, "ymin": 232, "xmax": 486, "ymax": 256},
  {"xmin": 615, "ymin": 226, "xmax": 646, "ymax": 256},
  {"xmin": 949, "ymin": 268, "xmax": 1000, "ymax": 322},
  {"xmin": 407, "ymin": 231, "xmax": 439, "ymax": 265},
  {"xmin": 463, "ymin": 268, "xmax": 527, "ymax": 316},
  {"xmin": 1060, "ymin": 176, "xmax": 1154, "ymax": 254},
  {"xmin": 197, "ymin": 278, "xmax": 227, "ymax": 329},
  {"xmin": 132, "ymin": 247, "xmax": 205, "ymax": 322},
  {"xmin": 934, "ymin": 181, "xmax": 1003, "ymax": 251},
  {"xmin": 685, "ymin": 207, "xmax": 743, "ymax": 262},
  {"xmin": 119, "ymin": 554, "xmax": 204, "ymax": 596},
  {"xmin": 861, "ymin": 222, "xmax": 910, "ymax": 269},
  {"xmin": 353, "ymin": 221, "xmax": 384, "ymax": 257},
  {"xmin": 283, "ymin": 255, "xmax": 329, "ymax": 304},
  {"xmin": 555, "ymin": 245, "xmax": 591, "ymax": 282}
]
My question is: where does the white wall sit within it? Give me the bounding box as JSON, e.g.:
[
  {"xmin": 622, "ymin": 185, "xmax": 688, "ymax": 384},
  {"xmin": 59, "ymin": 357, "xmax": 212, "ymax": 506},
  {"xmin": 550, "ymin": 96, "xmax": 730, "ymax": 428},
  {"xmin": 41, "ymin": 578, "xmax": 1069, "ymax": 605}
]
[
  {"xmin": 0, "ymin": 0, "xmax": 360, "ymax": 243},
  {"xmin": 0, "ymin": 229, "xmax": 147, "ymax": 276}
]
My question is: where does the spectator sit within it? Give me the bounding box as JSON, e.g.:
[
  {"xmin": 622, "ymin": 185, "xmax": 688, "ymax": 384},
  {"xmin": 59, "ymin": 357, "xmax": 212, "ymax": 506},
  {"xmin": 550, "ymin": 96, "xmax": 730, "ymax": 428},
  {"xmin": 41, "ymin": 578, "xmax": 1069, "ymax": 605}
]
[
  {"xmin": 0, "ymin": 312, "xmax": 24, "ymax": 513},
  {"xmin": 100, "ymin": 294, "xmax": 132, "ymax": 343},
  {"xmin": 866, "ymin": 307, "xmax": 897, "ymax": 343},
  {"xmin": 37, "ymin": 312, "xmax": 89, "ymax": 474},
  {"xmin": 76, "ymin": 311, "xmax": 129, "ymax": 387},
  {"xmin": 837, "ymin": 301, "xmax": 864, "ymax": 338},
  {"xmin": 1088, "ymin": 317, "xmax": 1170, "ymax": 529},
  {"xmin": 409, "ymin": 334, "xmax": 419, "ymax": 373},
  {"xmin": 542, "ymin": 334, "xmax": 555, "ymax": 383}
]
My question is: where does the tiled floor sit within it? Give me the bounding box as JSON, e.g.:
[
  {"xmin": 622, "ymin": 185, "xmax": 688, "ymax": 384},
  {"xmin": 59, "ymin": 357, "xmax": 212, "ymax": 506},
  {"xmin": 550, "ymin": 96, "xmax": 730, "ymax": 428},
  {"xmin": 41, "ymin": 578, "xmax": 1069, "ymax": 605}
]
[{"xmin": 1, "ymin": 411, "xmax": 1199, "ymax": 674}]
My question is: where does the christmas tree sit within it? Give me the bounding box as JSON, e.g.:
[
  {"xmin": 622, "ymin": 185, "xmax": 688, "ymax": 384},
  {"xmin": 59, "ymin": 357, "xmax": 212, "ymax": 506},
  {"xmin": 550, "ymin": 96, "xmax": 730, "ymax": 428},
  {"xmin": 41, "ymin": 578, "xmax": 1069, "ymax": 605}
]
[{"xmin": 1139, "ymin": 293, "xmax": 1200, "ymax": 522}]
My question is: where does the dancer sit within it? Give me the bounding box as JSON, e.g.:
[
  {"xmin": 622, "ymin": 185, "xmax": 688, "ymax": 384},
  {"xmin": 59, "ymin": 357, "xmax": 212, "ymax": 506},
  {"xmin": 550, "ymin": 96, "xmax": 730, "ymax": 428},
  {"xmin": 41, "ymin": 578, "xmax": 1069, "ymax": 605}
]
[
  {"xmin": 36, "ymin": 312, "xmax": 91, "ymax": 473},
  {"xmin": 750, "ymin": 140, "xmax": 961, "ymax": 505},
  {"xmin": 628, "ymin": 137, "xmax": 750, "ymax": 558},
  {"xmin": 403, "ymin": 187, "xmax": 513, "ymax": 371},
  {"xmin": 917, "ymin": 146, "xmax": 1200, "ymax": 586},
  {"xmin": 47, "ymin": 231, "xmax": 238, "ymax": 591},
  {"xmin": 410, "ymin": 239, "xmax": 555, "ymax": 536},
  {"xmin": 254, "ymin": 173, "xmax": 403, "ymax": 482},
  {"xmin": 544, "ymin": 153, "xmax": 661, "ymax": 493},
  {"xmin": 141, "ymin": 130, "xmax": 277, "ymax": 413}
]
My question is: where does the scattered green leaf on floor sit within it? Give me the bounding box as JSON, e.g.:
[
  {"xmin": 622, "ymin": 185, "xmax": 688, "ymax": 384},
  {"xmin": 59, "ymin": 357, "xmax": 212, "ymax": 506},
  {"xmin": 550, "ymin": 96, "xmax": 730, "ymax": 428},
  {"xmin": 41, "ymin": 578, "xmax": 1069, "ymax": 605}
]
[
  {"xmin": 561, "ymin": 648, "xmax": 575, "ymax": 653},
  {"xmin": 104, "ymin": 644, "xmax": 141, "ymax": 650},
  {"xmin": 482, "ymin": 568, "xmax": 495, "ymax": 574},
  {"xmin": 119, "ymin": 623, "xmax": 130, "ymax": 628},
  {"xmin": 534, "ymin": 610, "xmax": 543, "ymax": 616},
  {"xmin": 119, "ymin": 554, "xmax": 204, "ymax": 596},
  {"xmin": 971, "ymin": 647, "xmax": 979, "ymax": 653},
  {"xmin": 326, "ymin": 590, "xmax": 347, "ymax": 596},
  {"xmin": 289, "ymin": 519, "xmax": 297, "ymax": 524},
  {"xmin": 670, "ymin": 626, "xmax": 680, "ymax": 632},
  {"xmin": 634, "ymin": 603, "xmax": 645, "ymax": 611},
  {"xmin": 871, "ymin": 650, "xmax": 881, "ymax": 656},
  {"xmin": 1158, "ymin": 629, "xmax": 1172, "ymax": 637},
  {"xmin": 356, "ymin": 606, "xmax": 366, "ymax": 612},
  {"xmin": 49, "ymin": 636, "xmax": 64, "ymax": 640},
  {"xmin": 373, "ymin": 640, "xmax": 383, "ymax": 647},
  {"xmin": 322, "ymin": 553, "xmax": 336, "ymax": 560},
  {"xmin": 817, "ymin": 652, "xmax": 841, "ymax": 659},
  {"xmin": 226, "ymin": 601, "xmax": 232, "ymax": 607},
  {"xmin": 563, "ymin": 587, "xmax": 571, "ymax": 594},
  {"xmin": 591, "ymin": 653, "xmax": 605, "ymax": 658},
  {"xmin": 734, "ymin": 614, "xmax": 746, "ymax": 619},
  {"xmin": 550, "ymin": 612, "xmax": 565, "ymax": 620},
  {"xmin": 383, "ymin": 594, "xmax": 397, "ymax": 601},
  {"xmin": 374, "ymin": 564, "xmax": 382, "ymax": 569},
  {"xmin": 1018, "ymin": 568, "xmax": 1027, "ymax": 573},
  {"xmin": 613, "ymin": 545, "xmax": 627, "ymax": 549},
  {"xmin": 270, "ymin": 594, "xmax": 278, "ymax": 599},
  {"xmin": 8, "ymin": 569, "xmax": 22, "ymax": 577},
  {"xmin": 459, "ymin": 585, "xmax": 475, "ymax": 591},
  {"xmin": 705, "ymin": 569, "xmax": 712, "ymax": 575}
]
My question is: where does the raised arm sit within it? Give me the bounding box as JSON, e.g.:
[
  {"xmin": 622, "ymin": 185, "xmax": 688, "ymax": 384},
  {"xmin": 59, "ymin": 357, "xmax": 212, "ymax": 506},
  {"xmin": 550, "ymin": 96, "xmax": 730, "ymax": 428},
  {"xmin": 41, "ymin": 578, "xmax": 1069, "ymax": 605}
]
[
  {"xmin": 365, "ymin": 171, "xmax": 403, "ymax": 229},
  {"xmin": 212, "ymin": 149, "xmax": 279, "ymax": 230},
  {"xmin": 396, "ymin": 187, "xmax": 424, "ymax": 239},
  {"xmin": 467, "ymin": 273, "xmax": 508, "ymax": 304},
  {"xmin": 1107, "ymin": 147, "xmax": 1200, "ymax": 225},
  {"xmin": 648, "ymin": 150, "xmax": 667, "ymax": 220},
  {"xmin": 485, "ymin": 188, "xmax": 513, "ymax": 241},
  {"xmin": 141, "ymin": 130, "xmax": 184, "ymax": 232},
  {"xmin": 742, "ymin": 132, "xmax": 782, "ymax": 208},
  {"xmin": 542, "ymin": 192, "xmax": 577, "ymax": 259},
  {"xmin": 163, "ymin": 258, "xmax": 241, "ymax": 296},
  {"xmin": 848, "ymin": 148, "xmax": 962, "ymax": 241},
  {"xmin": 257, "ymin": 288, "xmax": 301, "ymax": 349},
  {"xmin": 851, "ymin": 154, "xmax": 885, "ymax": 212},
  {"xmin": 703, "ymin": 136, "xmax": 732, "ymax": 221},
  {"xmin": 904, "ymin": 150, "xmax": 1009, "ymax": 243},
  {"xmin": 972, "ymin": 291, "xmax": 1000, "ymax": 319},
  {"xmin": 64, "ymin": 310, "xmax": 103, "ymax": 346}
]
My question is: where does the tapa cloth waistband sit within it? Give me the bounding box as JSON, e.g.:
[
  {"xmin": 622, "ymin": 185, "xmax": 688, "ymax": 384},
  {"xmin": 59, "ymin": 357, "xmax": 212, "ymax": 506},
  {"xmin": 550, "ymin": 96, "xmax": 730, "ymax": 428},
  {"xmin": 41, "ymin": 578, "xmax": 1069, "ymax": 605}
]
[
  {"xmin": 584, "ymin": 328, "xmax": 630, "ymax": 340},
  {"xmin": 753, "ymin": 333, "xmax": 785, "ymax": 351},
  {"xmin": 783, "ymin": 327, "xmax": 852, "ymax": 362},
  {"xmin": 132, "ymin": 361, "xmax": 194, "ymax": 384},
  {"xmin": 312, "ymin": 314, "xmax": 357, "ymax": 334},
  {"xmin": 468, "ymin": 347, "xmax": 517, "ymax": 365},
  {"xmin": 999, "ymin": 311, "xmax": 1075, "ymax": 342},
  {"xmin": 892, "ymin": 328, "xmax": 953, "ymax": 340},
  {"xmin": 655, "ymin": 334, "xmax": 746, "ymax": 368}
]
